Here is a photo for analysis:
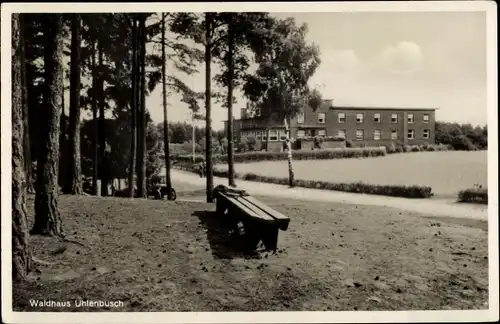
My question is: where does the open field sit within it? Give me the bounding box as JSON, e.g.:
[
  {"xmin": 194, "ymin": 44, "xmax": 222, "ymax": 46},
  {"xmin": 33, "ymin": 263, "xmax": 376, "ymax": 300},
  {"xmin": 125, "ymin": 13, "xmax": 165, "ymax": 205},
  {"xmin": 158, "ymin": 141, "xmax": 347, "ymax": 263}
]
[
  {"xmin": 14, "ymin": 192, "xmax": 488, "ymax": 311},
  {"xmin": 216, "ymin": 151, "xmax": 488, "ymax": 199}
]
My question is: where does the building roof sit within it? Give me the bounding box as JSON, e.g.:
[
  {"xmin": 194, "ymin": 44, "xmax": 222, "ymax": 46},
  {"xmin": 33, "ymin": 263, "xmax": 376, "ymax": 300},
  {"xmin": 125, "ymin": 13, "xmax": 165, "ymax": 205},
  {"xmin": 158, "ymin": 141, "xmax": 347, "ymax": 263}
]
[
  {"xmin": 224, "ymin": 104, "xmax": 437, "ymax": 123},
  {"xmin": 330, "ymin": 106, "xmax": 438, "ymax": 111}
]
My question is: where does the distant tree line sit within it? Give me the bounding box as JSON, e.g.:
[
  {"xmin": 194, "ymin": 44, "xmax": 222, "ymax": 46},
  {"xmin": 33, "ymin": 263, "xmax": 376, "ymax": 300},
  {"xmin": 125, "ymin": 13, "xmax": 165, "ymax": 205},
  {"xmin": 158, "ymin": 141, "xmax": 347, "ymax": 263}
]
[{"xmin": 435, "ymin": 121, "xmax": 487, "ymax": 151}]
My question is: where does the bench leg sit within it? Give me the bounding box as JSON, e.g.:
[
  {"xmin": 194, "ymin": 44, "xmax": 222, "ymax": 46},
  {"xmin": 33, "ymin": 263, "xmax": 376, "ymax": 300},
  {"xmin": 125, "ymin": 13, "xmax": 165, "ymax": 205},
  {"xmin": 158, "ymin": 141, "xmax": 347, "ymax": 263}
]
[
  {"xmin": 242, "ymin": 220, "xmax": 261, "ymax": 253},
  {"xmin": 215, "ymin": 198, "xmax": 224, "ymax": 214},
  {"xmin": 261, "ymin": 226, "xmax": 279, "ymax": 253}
]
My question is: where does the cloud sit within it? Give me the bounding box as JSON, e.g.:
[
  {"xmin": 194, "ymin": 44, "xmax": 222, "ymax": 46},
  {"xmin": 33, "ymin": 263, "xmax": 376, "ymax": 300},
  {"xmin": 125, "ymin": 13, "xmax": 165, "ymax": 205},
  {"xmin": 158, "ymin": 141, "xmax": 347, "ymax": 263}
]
[
  {"xmin": 321, "ymin": 49, "xmax": 361, "ymax": 74},
  {"xmin": 374, "ymin": 41, "xmax": 424, "ymax": 76}
]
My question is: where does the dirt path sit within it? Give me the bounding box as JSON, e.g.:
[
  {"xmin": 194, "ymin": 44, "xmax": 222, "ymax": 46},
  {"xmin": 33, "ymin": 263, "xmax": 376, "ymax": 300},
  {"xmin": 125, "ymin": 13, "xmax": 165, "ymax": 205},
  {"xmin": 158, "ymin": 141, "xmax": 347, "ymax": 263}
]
[{"xmin": 172, "ymin": 169, "xmax": 488, "ymax": 220}]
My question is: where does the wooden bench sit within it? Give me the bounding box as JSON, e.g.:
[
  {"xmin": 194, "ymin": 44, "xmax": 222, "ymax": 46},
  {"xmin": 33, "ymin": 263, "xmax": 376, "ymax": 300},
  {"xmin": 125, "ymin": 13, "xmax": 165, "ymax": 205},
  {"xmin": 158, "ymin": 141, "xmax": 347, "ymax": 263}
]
[{"xmin": 213, "ymin": 184, "xmax": 290, "ymax": 252}]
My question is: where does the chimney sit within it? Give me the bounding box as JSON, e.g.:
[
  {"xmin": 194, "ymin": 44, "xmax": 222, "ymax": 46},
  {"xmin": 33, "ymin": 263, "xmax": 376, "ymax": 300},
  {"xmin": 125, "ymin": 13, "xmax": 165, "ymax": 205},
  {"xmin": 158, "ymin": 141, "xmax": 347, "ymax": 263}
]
[{"xmin": 323, "ymin": 99, "xmax": 333, "ymax": 107}]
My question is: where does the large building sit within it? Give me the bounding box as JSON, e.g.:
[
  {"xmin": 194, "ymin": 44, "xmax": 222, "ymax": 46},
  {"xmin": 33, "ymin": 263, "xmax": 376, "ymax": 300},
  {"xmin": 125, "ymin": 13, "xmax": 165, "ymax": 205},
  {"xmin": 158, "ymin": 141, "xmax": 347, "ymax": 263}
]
[{"xmin": 224, "ymin": 99, "xmax": 437, "ymax": 152}]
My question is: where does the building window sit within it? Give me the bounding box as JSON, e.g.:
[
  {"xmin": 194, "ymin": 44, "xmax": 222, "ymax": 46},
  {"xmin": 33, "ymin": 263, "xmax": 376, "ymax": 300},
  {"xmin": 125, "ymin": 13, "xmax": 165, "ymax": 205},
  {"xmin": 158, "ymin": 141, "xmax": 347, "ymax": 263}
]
[
  {"xmin": 279, "ymin": 130, "xmax": 287, "ymax": 141},
  {"xmin": 255, "ymin": 131, "xmax": 261, "ymax": 140},
  {"xmin": 374, "ymin": 129, "xmax": 382, "ymax": 140},
  {"xmin": 356, "ymin": 129, "xmax": 364, "ymax": 140},
  {"xmin": 297, "ymin": 130, "xmax": 305, "ymax": 138},
  {"xmin": 262, "ymin": 131, "xmax": 267, "ymax": 141},
  {"xmin": 423, "ymin": 129, "xmax": 430, "ymax": 139},
  {"xmin": 318, "ymin": 129, "xmax": 326, "ymax": 136},
  {"xmin": 337, "ymin": 129, "xmax": 346, "ymax": 139},
  {"xmin": 423, "ymin": 114, "xmax": 429, "ymax": 123},
  {"xmin": 241, "ymin": 131, "xmax": 247, "ymax": 139},
  {"xmin": 318, "ymin": 113, "xmax": 326, "ymax": 124},
  {"xmin": 391, "ymin": 130, "xmax": 398, "ymax": 140},
  {"xmin": 374, "ymin": 113, "xmax": 381, "ymax": 123},
  {"xmin": 408, "ymin": 129, "xmax": 415, "ymax": 140},
  {"xmin": 407, "ymin": 113, "xmax": 414, "ymax": 124},
  {"xmin": 356, "ymin": 113, "xmax": 364, "ymax": 124},
  {"xmin": 297, "ymin": 112, "xmax": 305, "ymax": 124},
  {"xmin": 338, "ymin": 112, "xmax": 346, "ymax": 123},
  {"xmin": 391, "ymin": 113, "xmax": 398, "ymax": 123},
  {"xmin": 269, "ymin": 130, "xmax": 278, "ymax": 141}
]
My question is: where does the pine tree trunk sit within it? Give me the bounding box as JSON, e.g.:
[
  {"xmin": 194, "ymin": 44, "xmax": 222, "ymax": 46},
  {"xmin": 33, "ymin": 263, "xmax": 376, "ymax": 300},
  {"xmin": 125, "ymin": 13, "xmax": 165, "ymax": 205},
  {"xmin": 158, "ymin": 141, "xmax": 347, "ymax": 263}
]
[
  {"xmin": 227, "ymin": 14, "xmax": 236, "ymax": 188},
  {"xmin": 284, "ymin": 118, "xmax": 295, "ymax": 187},
  {"xmin": 205, "ymin": 13, "xmax": 214, "ymax": 203},
  {"xmin": 135, "ymin": 21, "xmax": 143, "ymax": 194},
  {"xmin": 161, "ymin": 13, "xmax": 173, "ymax": 199},
  {"xmin": 91, "ymin": 40, "xmax": 99, "ymax": 195},
  {"xmin": 98, "ymin": 41, "xmax": 108, "ymax": 197},
  {"xmin": 128, "ymin": 17, "xmax": 138, "ymax": 198},
  {"xmin": 31, "ymin": 14, "xmax": 64, "ymax": 236},
  {"xmin": 58, "ymin": 77, "xmax": 66, "ymax": 188},
  {"xmin": 63, "ymin": 14, "xmax": 83, "ymax": 195},
  {"xmin": 12, "ymin": 13, "xmax": 34, "ymax": 281},
  {"xmin": 20, "ymin": 14, "xmax": 34, "ymax": 194},
  {"xmin": 137, "ymin": 16, "xmax": 147, "ymax": 198}
]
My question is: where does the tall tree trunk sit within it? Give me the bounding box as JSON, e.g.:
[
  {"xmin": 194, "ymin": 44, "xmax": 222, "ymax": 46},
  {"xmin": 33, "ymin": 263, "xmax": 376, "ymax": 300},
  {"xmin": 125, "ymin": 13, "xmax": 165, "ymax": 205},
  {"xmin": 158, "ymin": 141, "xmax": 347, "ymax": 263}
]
[
  {"xmin": 12, "ymin": 13, "xmax": 33, "ymax": 281},
  {"xmin": 64, "ymin": 13, "xmax": 83, "ymax": 194},
  {"xmin": 135, "ymin": 21, "xmax": 143, "ymax": 190},
  {"xmin": 31, "ymin": 14, "xmax": 64, "ymax": 236},
  {"xmin": 161, "ymin": 13, "xmax": 173, "ymax": 199},
  {"xmin": 227, "ymin": 14, "xmax": 235, "ymax": 188},
  {"xmin": 205, "ymin": 14, "xmax": 215, "ymax": 202},
  {"xmin": 284, "ymin": 117, "xmax": 295, "ymax": 187},
  {"xmin": 20, "ymin": 14, "xmax": 33, "ymax": 194},
  {"xmin": 98, "ymin": 40, "xmax": 108, "ymax": 197},
  {"xmin": 58, "ymin": 77, "xmax": 66, "ymax": 188},
  {"xmin": 128, "ymin": 17, "xmax": 138, "ymax": 198},
  {"xmin": 91, "ymin": 40, "xmax": 99, "ymax": 195},
  {"xmin": 137, "ymin": 16, "xmax": 147, "ymax": 198}
]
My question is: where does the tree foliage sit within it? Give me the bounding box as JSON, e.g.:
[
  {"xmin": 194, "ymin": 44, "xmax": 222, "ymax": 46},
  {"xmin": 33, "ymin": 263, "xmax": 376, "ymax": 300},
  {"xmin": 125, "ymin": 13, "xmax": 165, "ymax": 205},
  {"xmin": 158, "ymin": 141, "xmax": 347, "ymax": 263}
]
[
  {"xmin": 243, "ymin": 17, "xmax": 323, "ymax": 120},
  {"xmin": 435, "ymin": 122, "xmax": 487, "ymax": 151}
]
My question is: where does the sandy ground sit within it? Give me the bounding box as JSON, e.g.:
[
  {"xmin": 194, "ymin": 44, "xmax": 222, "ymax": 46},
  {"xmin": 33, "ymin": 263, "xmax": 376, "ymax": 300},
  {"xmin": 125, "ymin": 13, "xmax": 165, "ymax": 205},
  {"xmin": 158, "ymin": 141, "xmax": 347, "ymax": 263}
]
[
  {"xmin": 14, "ymin": 194, "xmax": 488, "ymax": 311},
  {"xmin": 171, "ymin": 169, "xmax": 489, "ymax": 220}
]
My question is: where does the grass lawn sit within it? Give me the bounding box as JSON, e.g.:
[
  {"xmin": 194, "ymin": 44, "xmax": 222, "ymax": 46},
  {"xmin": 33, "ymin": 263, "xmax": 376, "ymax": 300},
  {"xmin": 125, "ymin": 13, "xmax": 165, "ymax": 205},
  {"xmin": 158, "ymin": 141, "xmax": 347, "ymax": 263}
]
[
  {"xmin": 14, "ymin": 193, "xmax": 488, "ymax": 312},
  {"xmin": 216, "ymin": 151, "xmax": 487, "ymax": 199}
]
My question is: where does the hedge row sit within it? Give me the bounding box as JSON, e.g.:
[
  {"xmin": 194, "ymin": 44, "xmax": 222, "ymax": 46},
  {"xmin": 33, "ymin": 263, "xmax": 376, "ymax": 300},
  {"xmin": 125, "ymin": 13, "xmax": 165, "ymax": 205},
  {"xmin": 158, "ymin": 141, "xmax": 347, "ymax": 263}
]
[
  {"xmin": 175, "ymin": 147, "xmax": 387, "ymax": 164},
  {"xmin": 385, "ymin": 143, "xmax": 450, "ymax": 154},
  {"xmin": 174, "ymin": 164, "xmax": 433, "ymax": 199},
  {"xmin": 457, "ymin": 188, "xmax": 488, "ymax": 204}
]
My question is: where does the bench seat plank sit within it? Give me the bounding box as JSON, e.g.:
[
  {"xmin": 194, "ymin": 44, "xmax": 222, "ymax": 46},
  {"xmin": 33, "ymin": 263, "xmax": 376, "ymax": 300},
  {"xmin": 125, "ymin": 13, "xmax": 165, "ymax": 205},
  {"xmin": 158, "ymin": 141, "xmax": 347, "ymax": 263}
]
[
  {"xmin": 236, "ymin": 196, "xmax": 290, "ymax": 231},
  {"xmin": 218, "ymin": 193, "xmax": 275, "ymax": 224},
  {"xmin": 242, "ymin": 196, "xmax": 289, "ymax": 222},
  {"xmin": 233, "ymin": 196, "xmax": 277, "ymax": 222}
]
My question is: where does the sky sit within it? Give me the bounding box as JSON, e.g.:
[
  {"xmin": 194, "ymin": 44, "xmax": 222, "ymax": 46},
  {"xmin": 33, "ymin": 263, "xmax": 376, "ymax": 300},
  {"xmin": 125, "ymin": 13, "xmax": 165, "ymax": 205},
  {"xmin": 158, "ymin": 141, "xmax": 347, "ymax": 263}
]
[{"xmin": 130, "ymin": 11, "xmax": 488, "ymax": 130}]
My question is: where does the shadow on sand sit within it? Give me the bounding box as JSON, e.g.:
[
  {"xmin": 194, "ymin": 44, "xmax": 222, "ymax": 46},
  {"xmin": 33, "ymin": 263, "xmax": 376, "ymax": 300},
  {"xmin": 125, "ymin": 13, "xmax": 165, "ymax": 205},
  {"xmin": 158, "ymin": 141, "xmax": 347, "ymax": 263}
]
[{"xmin": 192, "ymin": 210, "xmax": 264, "ymax": 260}]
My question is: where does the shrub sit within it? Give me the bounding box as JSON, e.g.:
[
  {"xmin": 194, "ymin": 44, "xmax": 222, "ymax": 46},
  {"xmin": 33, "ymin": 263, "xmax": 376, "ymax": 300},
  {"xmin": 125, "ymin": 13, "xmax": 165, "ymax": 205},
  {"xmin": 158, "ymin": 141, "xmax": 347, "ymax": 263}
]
[
  {"xmin": 458, "ymin": 188, "xmax": 488, "ymax": 204},
  {"xmin": 410, "ymin": 145, "xmax": 421, "ymax": 152},
  {"xmin": 174, "ymin": 147, "xmax": 387, "ymax": 164},
  {"xmin": 246, "ymin": 136, "xmax": 257, "ymax": 151},
  {"xmin": 313, "ymin": 135, "xmax": 323, "ymax": 149},
  {"xmin": 204, "ymin": 169, "xmax": 433, "ymax": 199},
  {"xmin": 182, "ymin": 141, "xmax": 201, "ymax": 154},
  {"xmin": 451, "ymin": 135, "xmax": 476, "ymax": 151},
  {"xmin": 220, "ymin": 138, "xmax": 228, "ymax": 154},
  {"xmin": 236, "ymin": 140, "xmax": 247, "ymax": 152},
  {"xmin": 345, "ymin": 140, "xmax": 353, "ymax": 148},
  {"xmin": 385, "ymin": 142, "xmax": 397, "ymax": 154}
]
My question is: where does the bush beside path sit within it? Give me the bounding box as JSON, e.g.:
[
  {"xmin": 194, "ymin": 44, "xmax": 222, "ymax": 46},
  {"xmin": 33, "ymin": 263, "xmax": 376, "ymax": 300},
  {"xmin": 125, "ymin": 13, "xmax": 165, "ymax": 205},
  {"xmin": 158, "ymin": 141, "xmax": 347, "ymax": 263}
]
[{"xmin": 171, "ymin": 169, "xmax": 488, "ymax": 220}]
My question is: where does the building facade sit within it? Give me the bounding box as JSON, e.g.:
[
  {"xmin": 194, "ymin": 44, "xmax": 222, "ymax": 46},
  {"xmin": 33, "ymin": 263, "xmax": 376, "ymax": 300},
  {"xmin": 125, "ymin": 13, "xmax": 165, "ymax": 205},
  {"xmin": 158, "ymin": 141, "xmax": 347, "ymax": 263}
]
[{"xmin": 224, "ymin": 100, "xmax": 437, "ymax": 151}]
